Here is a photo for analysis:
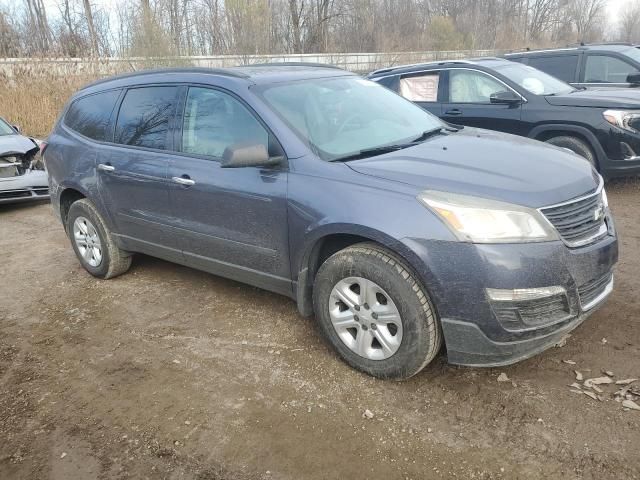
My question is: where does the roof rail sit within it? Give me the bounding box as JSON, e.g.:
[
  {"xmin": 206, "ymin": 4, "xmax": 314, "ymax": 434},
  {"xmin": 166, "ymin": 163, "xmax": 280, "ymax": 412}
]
[
  {"xmin": 80, "ymin": 66, "xmax": 249, "ymax": 91},
  {"xmin": 238, "ymin": 62, "xmax": 343, "ymax": 70},
  {"xmin": 370, "ymin": 59, "xmax": 474, "ymax": 75},
  {"xmin": 568, "ymin": 41, "xmax": 634, "ymax": 47}
]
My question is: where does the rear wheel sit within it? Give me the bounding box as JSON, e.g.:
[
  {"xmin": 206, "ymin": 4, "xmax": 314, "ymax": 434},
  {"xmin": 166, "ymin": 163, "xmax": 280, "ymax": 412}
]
[
  {"xmin": 66, "ymin": 199, "xmax": 132, "ymax": 279},
  {"xmin": 313, "ymin": 243, "xmax": 442, "ymax": 379},
  {"xmin": 545, "ymin": 135, "xmax": 597, "ymax": 168}
]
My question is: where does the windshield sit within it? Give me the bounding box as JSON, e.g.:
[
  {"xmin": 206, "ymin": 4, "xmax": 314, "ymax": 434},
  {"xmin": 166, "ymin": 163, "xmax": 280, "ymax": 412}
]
[
  {"xmin": 0, "ymin": 117, "xmax": 15, "ymax": 136},
  {"xmin": 258, "ymin": 77, "xmax": 444, "ymax": 161},
  {"xmin": 494, "ymin": 62, "xmax": 576, "ymax": 96},
  {"xmin": 623, "ymin": 47, "xmax": 640, "ymax": 64}
]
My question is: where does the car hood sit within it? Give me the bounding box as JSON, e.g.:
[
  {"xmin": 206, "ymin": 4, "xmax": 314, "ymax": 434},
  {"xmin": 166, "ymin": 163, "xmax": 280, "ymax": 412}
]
[
  {"xmin": 346, "ymin": 128, "xmax": 599, "ymax": 208},
  {"xmin": 545, "ymin": 88, "xmax": 640, "ymax": 108},
  {"xmin": 0, "ymin": 134, "xmax": 38, "ymax": 155}
]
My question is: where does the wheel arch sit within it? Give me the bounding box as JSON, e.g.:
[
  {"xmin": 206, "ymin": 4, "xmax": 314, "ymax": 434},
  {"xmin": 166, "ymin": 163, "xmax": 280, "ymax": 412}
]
[
  {"xmin": 529, "ymin": 124, "xmax": 606, "ymax": 168},
  {"xmin": 58, "ymin": 186, "xmax": 87, "ymax": 231},
  {"xmin": 294, "ymin": 225, "xmax": 429, "ymax": 317}
]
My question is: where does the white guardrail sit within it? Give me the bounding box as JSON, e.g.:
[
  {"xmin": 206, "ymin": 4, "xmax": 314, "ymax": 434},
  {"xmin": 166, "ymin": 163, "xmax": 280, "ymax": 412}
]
[{"xmin": 0, "ymin": 50, "xmax": 502, "ymax": 76}]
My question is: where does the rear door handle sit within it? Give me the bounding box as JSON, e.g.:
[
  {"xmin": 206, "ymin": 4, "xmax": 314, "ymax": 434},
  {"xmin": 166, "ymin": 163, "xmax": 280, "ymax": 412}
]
[
  {"xmin": 445, "ymin": 109, "xmax": 462, "ymax": 116},
  {"xmin": 98, "ymin": 163, "xmax": 115, "ymax": 172},
  {"xmin": 172, "ymin": 175, "xmax": 195, "ymax": 186}
]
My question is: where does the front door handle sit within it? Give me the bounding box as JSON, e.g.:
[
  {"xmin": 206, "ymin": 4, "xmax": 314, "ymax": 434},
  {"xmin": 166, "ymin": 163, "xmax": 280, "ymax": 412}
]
[
  {"xmin": 445, "ymin": 109, "xmax": 462, "ymax": 116},
  {"xmin": 172, "ymin": 175, "xmax": 195, "ymax": 186},
  {"xmin": 98, "ymin": 163, "xmax": 115, "ymax": 172}
]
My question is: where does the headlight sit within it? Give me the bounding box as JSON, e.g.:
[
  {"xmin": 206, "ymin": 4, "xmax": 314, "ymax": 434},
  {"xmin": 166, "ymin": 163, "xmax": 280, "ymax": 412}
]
[
  {"xmin": 417, "ymin": 191, "xmax": 558, "ymax": 243},
  {"xmin": 603, "ymin": 110, "xmax": 640, "ymax": 133}
]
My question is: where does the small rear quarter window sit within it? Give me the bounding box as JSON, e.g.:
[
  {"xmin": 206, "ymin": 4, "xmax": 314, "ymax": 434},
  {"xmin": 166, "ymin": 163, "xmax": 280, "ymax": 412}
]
[{"xmin": 64, "ymin": 89, "xmax": 120, "ymax": 142}]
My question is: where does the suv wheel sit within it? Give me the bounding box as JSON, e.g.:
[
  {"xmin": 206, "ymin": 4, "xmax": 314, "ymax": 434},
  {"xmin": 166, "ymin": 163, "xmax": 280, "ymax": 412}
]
[
  {"xmin": 545, "ymin": 136, "xmax": 597, "ymax": 168},
  {"xmin": 66, "ymin": 199, "xmax": 132, "ymax": 279},
  {"xmin": 313, "ymin": 243, "xmax": 442, "ymax": 379}
]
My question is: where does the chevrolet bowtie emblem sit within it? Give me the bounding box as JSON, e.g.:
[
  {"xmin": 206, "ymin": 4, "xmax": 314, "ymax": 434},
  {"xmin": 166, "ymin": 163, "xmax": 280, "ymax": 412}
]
[{"xmin": 594, "ymin": 204, "xmax": 605, "ymax": 221}]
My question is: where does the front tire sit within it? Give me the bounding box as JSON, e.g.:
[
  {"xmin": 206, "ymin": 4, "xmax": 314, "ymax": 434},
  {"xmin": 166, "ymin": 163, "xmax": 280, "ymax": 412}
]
[
  {"xmin": 66, "ymin": 199, "xmax": 132, "ymax": 279},
  {"xmin": 545, "ymin": 135, "xmax": 597, "ymax": 168},
  {"xmin": 313, "ymin": 243, "xmax": 442, "ymax": 379}
]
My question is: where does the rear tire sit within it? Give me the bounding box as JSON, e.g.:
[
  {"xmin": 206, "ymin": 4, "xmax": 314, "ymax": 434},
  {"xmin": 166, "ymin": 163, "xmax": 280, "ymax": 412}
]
[
  {"xmin": 66, "ymin": 199, "xmax": 132, "ymax": 279},
  {"xmin": 545, "ymin": 135, "xmax": 597, "ymax": 168},
  {"xmin": 313, "ymin": 243, "xmax": 442, "ymax": 379}
]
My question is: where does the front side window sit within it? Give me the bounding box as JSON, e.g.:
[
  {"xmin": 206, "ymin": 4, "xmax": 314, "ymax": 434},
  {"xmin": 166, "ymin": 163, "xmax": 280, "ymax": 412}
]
[
  {"xmin": 527, "ymin": 55, "xmax": 579, "ymax": 83},
  {"xmin": 258, "ymin": 77, "xmax": 443, "ymax": 161},
  {"xmin": 182, "ymin": 87, "xmax": 269, "ymax": 158},
  {"xmin": 400, "ymin": 72, "xmax": 440, "ymax": 102},
  {"xmin": 115, "ymin": 86, "xmax": 178, "ymax": 150},
  {"xmin": 585, "ymin": 55, "xmax": 636, "ymax": 83},
  {"xmin": 64, "ymin": 89, "xmax": 121, "ymax": 141},
  {"xmin": 448, "ymin": 70, "xmax": 508, "ymax": 103}
]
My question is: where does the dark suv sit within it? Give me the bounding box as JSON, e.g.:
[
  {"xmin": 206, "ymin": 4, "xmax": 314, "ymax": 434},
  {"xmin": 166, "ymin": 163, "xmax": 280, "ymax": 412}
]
[
  {"xmin": 46, "ymin": 65, "xmax": 617, "ymax": 379},
  {"xmin": 505, "ymin": 44, "xmax": 640, "ymax": 89},
  {"xmin": 367, "ymin": 58, "xmax": 640, "ymax": 177}
]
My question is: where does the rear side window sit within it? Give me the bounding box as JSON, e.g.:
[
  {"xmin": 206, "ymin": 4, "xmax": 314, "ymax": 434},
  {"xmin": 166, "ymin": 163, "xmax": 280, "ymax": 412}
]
[
  {"xmin": 115, "ymin": 86, "xmax": 179, "ymax": 150},
  {"xmin": 527, "ymin": 55, "xmax": 579, "ymax": 82},
  {"xmin": 64, "ymin": 90, "xmax": 120, "ymax": 141},
  {"xmin": 399, "ymin": 72, "xmax": 440, "ymax": 102},
  {"xmin": 585, "ymin": 55, "xmax": 636, "ymax": 83}
]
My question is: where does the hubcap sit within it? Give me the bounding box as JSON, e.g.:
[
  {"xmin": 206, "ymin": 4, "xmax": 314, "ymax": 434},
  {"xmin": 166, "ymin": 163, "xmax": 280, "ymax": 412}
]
[
  {"xmin": 329, "ymin": 277, "xmax": 403, "ymax": 360},
  {"xmin": 73, "ymin": 216, "xmax": 103, "ymax": 268}
]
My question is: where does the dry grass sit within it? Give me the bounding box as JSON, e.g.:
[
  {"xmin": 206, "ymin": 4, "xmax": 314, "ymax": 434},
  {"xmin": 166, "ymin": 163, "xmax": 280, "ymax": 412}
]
[{"xmin": 0, "ymin": 71, "xmax": 101, "ymax": 139}]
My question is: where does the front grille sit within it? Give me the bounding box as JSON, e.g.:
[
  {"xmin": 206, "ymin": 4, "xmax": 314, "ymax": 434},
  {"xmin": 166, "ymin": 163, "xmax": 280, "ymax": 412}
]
[
  {"xmin": 491, "ymin": 294, "xmax": 571, "ymax": 332},
  {"xmin": 540, "ymin": 190, "xmax": 606, "ymax": 247},
  {"xmin": 578, "ymin": 272, "xmax": 613, "ymax": 309},
  {"xmin": 0, "ymin": 187, "xmax": 49, "ymax": 200},
  {"xmin": 0, "ymin": 189, "xmax": 32, "ymax": 199}
]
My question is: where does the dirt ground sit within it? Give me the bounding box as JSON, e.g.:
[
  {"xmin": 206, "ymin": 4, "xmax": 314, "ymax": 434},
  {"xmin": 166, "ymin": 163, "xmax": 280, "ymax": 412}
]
[{"xmin": 1, "ymin": 181, "xmax": 639, "ymax": 480}]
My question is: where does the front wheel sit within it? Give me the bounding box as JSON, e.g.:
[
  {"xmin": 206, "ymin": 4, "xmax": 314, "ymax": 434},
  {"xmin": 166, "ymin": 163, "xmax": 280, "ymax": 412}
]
[
  {"xmin": 313, "ymin": 243, "xmax": 442, "ymax": 379},
  {"xmin": 545, "ymin": 135, "xmax": 597, "ymax": 168}
]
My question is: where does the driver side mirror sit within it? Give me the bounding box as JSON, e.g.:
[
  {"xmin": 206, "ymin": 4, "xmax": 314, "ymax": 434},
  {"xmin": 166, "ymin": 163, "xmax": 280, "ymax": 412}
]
[
  {"xmin": 12, "ymin": 124, "xmax": 21, "ymax": 134},
  {"xmin": 627, "ymin": 71, "xmax": 640, "ymax": 86},
  {"xmin": 490, "ymin": 91, "xmax": 522, "ymax": 105},
  {"xmin": 221, "ymin": 142, "xmax": 284, "ymax": 169}
]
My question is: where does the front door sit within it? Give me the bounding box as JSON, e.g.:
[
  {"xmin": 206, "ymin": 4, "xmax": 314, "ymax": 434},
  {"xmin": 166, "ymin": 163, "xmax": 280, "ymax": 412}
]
[
  {"xmin": 97, "ymin": 85, "xmax": 181, "ymax": 258},
  {"xmin": 167, "ymin": 86, "xmax": 291, "ymax": 295},
  {"xmin": 441, "ymin": 69, "xmax": 525, "ymax": 136}
]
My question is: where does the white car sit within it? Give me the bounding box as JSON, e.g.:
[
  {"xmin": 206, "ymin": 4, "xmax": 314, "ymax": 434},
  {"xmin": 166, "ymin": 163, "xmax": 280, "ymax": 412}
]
[{"xmin": 0, "ymin": 117, "xmax": 48, "ymax": 204}]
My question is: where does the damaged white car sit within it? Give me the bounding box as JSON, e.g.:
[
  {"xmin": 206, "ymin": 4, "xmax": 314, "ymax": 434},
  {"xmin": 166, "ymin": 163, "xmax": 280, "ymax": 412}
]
[{"xmin": 0, "ymin": 117, "xmax": 48, "ymax": 204}]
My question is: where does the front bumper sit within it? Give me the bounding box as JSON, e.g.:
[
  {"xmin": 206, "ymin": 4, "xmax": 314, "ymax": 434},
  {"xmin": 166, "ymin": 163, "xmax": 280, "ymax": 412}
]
[
  {"xmin": 402, "ymin": 232, "xmax": 618, "ymax": 367},
  {"xmin": 0, "ymin": 170, "xmax": 49, "ymax": 204}
]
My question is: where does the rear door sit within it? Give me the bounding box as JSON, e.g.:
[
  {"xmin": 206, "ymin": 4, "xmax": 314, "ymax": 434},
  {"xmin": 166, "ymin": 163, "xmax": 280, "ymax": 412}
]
[
  {"xmin": 167, "ymin": 86, "xmax": 291, "ymax": 295},
  {"xmin": 440, "ymin": 68, "xmax": 525, "ymax": 135},
  {"xmin": 97, "ymin": 85, "xmax": 181, "ymax": 258}
]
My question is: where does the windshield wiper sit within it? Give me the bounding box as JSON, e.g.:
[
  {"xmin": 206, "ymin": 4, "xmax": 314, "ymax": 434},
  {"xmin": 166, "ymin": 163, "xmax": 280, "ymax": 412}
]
[
  {"xmin": 408, "ymin": 127, "xmax": 447, "ymax": 143},
  {"xmin": 330, "ymin": 144, "xmax": 410, "ymax": 162},
  {"xmin": 331, "ymin": 127, "xmax": 452, "ymax": 162}
]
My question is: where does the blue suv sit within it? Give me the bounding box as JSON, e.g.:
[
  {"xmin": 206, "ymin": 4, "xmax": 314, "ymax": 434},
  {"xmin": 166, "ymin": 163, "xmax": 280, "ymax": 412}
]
[{"xmin": 45, "ymin": 65, "xmax": 618, "ymax": 379}]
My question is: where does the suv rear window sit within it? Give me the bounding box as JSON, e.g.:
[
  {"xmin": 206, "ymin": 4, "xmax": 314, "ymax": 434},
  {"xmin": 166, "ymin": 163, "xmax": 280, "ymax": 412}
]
[
  {"xmin": 115, "ymin": 86, "xmax": 179, "ymax": 150},
  {"xmin": 526, "ymin": 55, "xmax": 579, "ymax": 83},
  {"xmin": 64, "ymin": 90, "xmax": 120, "ymax": 141}
]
